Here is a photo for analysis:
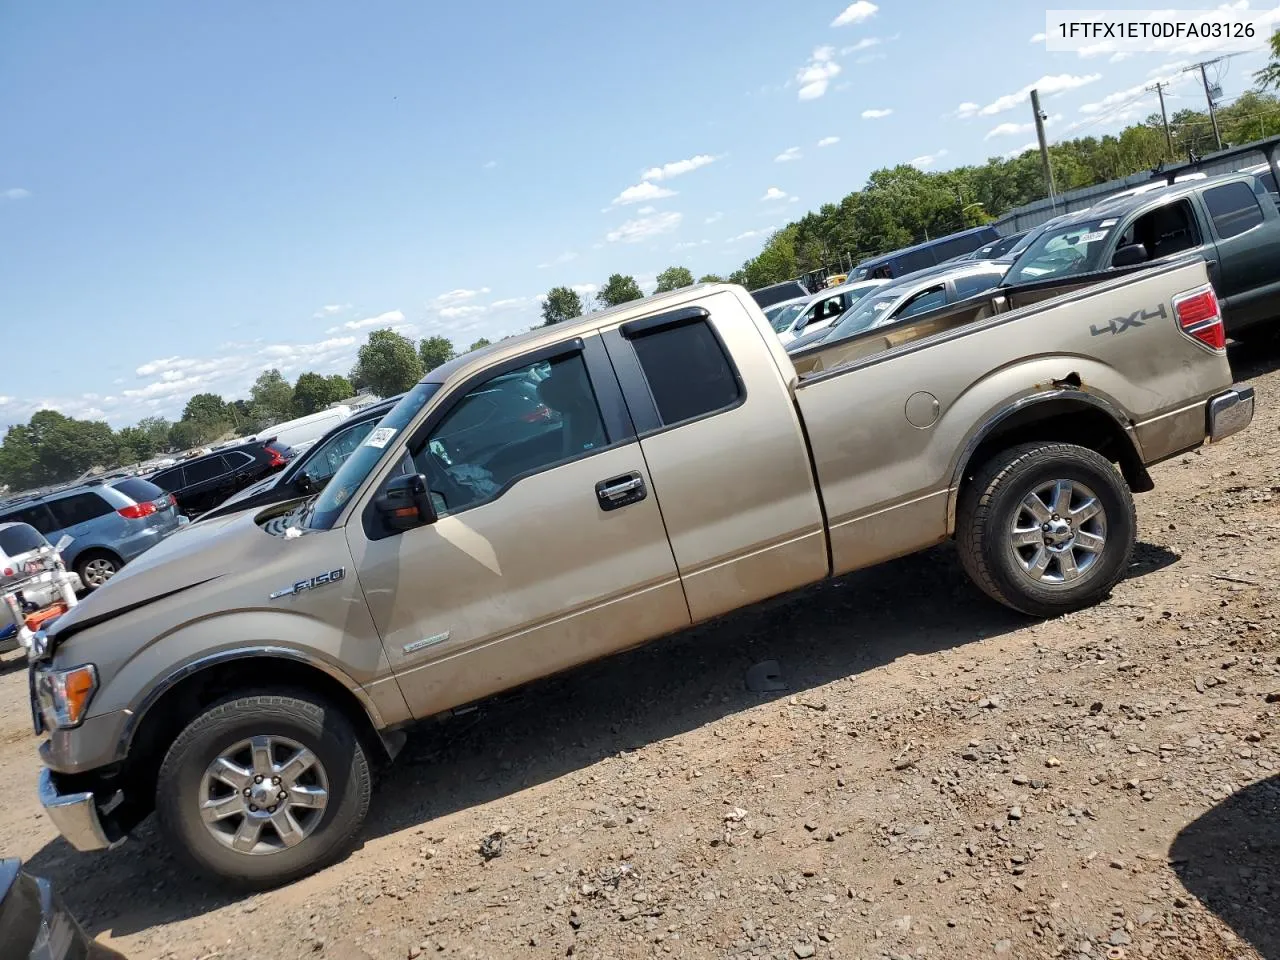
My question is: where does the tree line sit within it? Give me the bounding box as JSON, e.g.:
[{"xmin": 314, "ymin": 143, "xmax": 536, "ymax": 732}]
[
  {"xmin": 727, "ymin": 87, "xmax": 1280, "ymax": 289},
  {"xmin": 5, "ymin": 38, "xmax": 1277, "ymax": 493}
]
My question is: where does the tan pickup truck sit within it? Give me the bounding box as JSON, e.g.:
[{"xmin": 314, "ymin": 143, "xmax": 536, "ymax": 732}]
[{"xmin": 32, "ymin": 259, "xmax": 1253, "ymax": 887}]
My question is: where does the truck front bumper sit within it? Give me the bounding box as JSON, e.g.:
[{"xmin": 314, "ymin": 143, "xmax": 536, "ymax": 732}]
[
  {"xmin": 1208, "ymin": 384, "xmax": 1255, "ymax": 443},
  {"xmin": 37, "ymin": 768, "xmax": 116, "ymax": 852}
]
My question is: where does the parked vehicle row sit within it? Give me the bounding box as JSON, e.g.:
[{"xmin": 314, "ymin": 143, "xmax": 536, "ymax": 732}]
[
  {"xmin": 148, "ymin": 438, "xmax": 294, "ymax": 518},
  {"xmin": 31, "ymin": 253, "xmax": 1253, "ymax": 888}
]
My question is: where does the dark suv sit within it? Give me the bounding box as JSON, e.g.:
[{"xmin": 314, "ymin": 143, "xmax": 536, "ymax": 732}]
[{"xmin": 149, "ymin": 438, "xmax": 293, "ymax": 517}]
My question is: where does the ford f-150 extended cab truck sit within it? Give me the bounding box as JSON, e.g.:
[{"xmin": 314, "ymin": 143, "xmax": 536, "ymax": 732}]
[{"xmin": 32, "ymin": 262, "xmax": 1253, "ymax": 888}]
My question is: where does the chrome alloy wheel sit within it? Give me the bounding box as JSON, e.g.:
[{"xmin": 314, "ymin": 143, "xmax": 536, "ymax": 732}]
[
  {"xmin": 198, "ymin": 735, "xmax": 329, "ymax": 855},
  {"xmin": 1008, "ymin": 478, "xmax": 1107, "ymax": 585}
]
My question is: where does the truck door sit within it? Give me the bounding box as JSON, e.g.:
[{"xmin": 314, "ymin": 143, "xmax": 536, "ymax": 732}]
[
  {"xmin": 601, "ymin": 293, "xmax": 828, "ymax": 623},
  {"xmin": 1197, "ymin": 179, "xmax": 1280, "ymax": 331},
  {"xmin": 346, "ymin": 335, "xmax": 691, "ymax": 719}
]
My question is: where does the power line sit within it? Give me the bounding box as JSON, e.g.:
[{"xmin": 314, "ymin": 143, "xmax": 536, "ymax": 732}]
[{"xmin": 1184, "ymin": 57, "xmax": 1229, "ymax": 149}]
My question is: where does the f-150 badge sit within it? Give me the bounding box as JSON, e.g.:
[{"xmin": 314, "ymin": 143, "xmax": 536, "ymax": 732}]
[{"xmin": 269, "ymin": 568, "xmax": 346, "ymax": 600}]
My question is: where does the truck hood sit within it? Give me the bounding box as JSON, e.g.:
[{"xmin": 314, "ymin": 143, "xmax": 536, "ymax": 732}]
[{"xmin": 49, "ymin": 508, "xmax": 277, "ymax": 639}]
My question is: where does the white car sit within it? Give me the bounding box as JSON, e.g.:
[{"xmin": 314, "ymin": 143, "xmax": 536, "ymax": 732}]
[
  {"xmin": 0, "ymin": 522, "xmax": 82, "ymax": 651},
  {"xmin": 769, "ymin": 280, "xmax": 889, "ymax": 345}
]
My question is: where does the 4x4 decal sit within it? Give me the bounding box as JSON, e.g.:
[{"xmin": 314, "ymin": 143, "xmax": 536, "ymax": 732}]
[{"xmin": 1091, "ymin": 303, "xmax": 1166, "ymax": 337}]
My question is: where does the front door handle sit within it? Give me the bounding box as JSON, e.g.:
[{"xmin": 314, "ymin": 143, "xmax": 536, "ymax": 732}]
[{"xmin": 595, "ymin": 472, "xmax": 647, "ymax": 511}]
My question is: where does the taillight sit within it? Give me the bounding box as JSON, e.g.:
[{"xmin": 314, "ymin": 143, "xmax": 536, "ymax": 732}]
[
  {"xmin": 117, "ymin": 501, "xmax": 157, "ymax": 520},
  {"xmin": 265, "ymin": 445, "xmax": 286, "ymax": 467},
  {"xmin": 2, "ymin": 568, "xmax": 12, "ymax": 577},
  {"xmin": 1173, "ymin": 286, "xmax": 1225, "ymax": 351}
]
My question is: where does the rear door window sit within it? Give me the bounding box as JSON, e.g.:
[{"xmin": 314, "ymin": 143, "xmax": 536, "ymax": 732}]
[
  {"xmin": 895, "ymin": 285, "xmax": 947, "ymax": 321},
  {"xmin": 223, "ymin": 451, "xmax": 255, "ymax": 469},
  {"xmin": 627, "ymin": 318, "xmax": 741, "ymax": 426},
  {"xmin": 951, "ymin": 271, "xmax": 1004, "ymax": 301},
  {"xmin": 1203, "ymin": 181, "xmax": 1265, "ymax": 239},
  {"xmin": 46, "ymin": 493, "xmax": 114, "ymax": 528},
  {"xmin": 183, "ymin": 456, "xmax": 230, "ymax": 485},
  {"xmin": 150, "ymin": 468, "xmax": 185, "ymax": 492}
]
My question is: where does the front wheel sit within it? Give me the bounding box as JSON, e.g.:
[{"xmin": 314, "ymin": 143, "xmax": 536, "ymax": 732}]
[
  {"xmin": 956, "ymin": 442, "xmax": 1136, "ymax": 618},
  {"xmin": 75, "ymin": 551, "xmax": 121, "ymax": 591},
  {"xmin": 154, "ymin": 693, "xmax": 371, "ymax": 889}
]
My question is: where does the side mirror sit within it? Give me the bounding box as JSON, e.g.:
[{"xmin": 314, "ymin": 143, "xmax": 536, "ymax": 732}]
[
  {"xmin": 1112, "ymin": 243, "xmax": 1149, "ymax": 268},
  {"xmin": 374, "ymin": 473, "xmax": 436, "ymax": 532},
  {"xmin": 295, "ymin": 472, "xmax": 314, "ymax": 494}
]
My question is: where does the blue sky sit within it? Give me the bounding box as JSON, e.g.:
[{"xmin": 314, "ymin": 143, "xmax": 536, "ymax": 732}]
[{"xmin": 2, "ymin": 1, "xmax": 1277, "ymax": 428}]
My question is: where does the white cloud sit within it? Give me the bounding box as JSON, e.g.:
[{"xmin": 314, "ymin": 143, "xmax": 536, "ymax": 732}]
[
  {"xmin": 332, "ymin": 308, "xmax": 406, "ymax": 332},
  {"xmin": 775, "ymin": 146, "xmax": 803, "ymax": 162},
  {"xmin": 909, "ymin": 148, "xmax": 950, "ymax": 169},
  {"xmin": 727, "ymin": 227, "xmax": 774, "ymax": 243},
  {"xmin": 1078, "ymin": 75, "xmax": 1182, "ymax": 115},
  {"xmin": 611, "ymin": 181, "xmax": 677, "ymax": 206},
  {"xmin": 606, "ymin": 210, "xmax": 683, "ymax": 243},
  {"xmin": 760, "ymin": 186, "xmax": 791, "ymax": 202},
  {"xmin": 861, "ymin": 108, "xmax": 893, "ymax": 119},
  {"xmin": 704, "ymin": 211, "xmax": 724, "ymax": 224},
  {"xmin": 1073, "ymin": 5, "xmax": 1279, "ymax": 60},
  {"xmin": 673, "ymin": 239, "xmax": 710, "ymax": 250},
  {"xmin": 433, "ymin": 287, "xmax": 490, "ymax": 305},
  {"xmin": 832, "ymin": 1, "xmax": 877, "ymax": 27},
  {"xmin": 640, "ymin": 155, "xmax": 716, "ymax": 181},
  {"xmin": 3, "ymin": 187, "xmax": 30, "ymax": 201},
  {"xmin": 439, "ymin": 304, "xmax": 486, "ymax": 319},
  {"xmin": 841, "ymin": 37, "xmax": 881, "ymax": 53},
  {"xmin": 1029, "ymin": 32, "xmax": 1046, "ymax": 43},
  {"xmin": 955, "ymin": 74, "xmax": 1102, "ymax": 118},
  {"xmin": 571, "ymin": 283, "xmax": 599, "ymax": 296},
  {"xmin": 856, "ymin": 52, "xmax": 886, "ymax": 64},
  {"xmin": 312, "ymin": 302, "xmax": 351, "ymax": 319},
  {"xmin": 1003, "ymin": 141, "xmax": 1040, "ymax": 160},
  {"xmin": 1148, "ymin": 59, "xmax": 1191, "ymax": 77},
  {"xmin": 817, "ymin": 136, "xmax": 841, "ymax": 147},
  {"xmin": 482, "ymin": 160, "xmax": 498, "ymax": 169},
  {"xmin": 489, "ymin": 297, "xmax": 526, "ymax": 309},
  {"xmin": 985, "ymin": 115, "xmax": 1057, "ymax": 139},
  {"xmin": 797, "ymin": 46, "xmax": 842, "ymax": 100},
  {"xmin": 637, "ymin": 205, "xmax": 656, "ymax": 214}
]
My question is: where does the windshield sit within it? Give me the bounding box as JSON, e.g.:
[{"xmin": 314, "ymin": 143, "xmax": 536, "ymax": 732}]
[
  {"xmin": 1005, "ymin": 218, "xmax": 1114, "ymax": 284},
  {"xmin": 825, "ymin": 288, "xmax": 905, "ymax": 340},
  {"xmin": 768, "ymin": 302, "xmax": 807, "ymax": 332},
  {"xmin": 304, "ymin": 382, "xmax": 441, "ymax": 529}
]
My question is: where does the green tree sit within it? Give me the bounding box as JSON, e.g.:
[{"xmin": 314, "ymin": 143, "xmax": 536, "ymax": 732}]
[
  {"xmin": 326, "ymin": 374, "xmax": 353, "ymax": 401},
  {"xmin": 0, "ymin": 424, "xmax": 40, "ymax": 490},
  {"xmin": 250, "ymin": 369, "xmax": 294, "ymax": 425},
  {"xmin": 1256, "ymin": 29, "xmax": 1280, "ymax": 89},
  {"xmin": 596, "ymin": 274, "xmax": 644, "ymax": 308},
  {"xmin": 418, "ymin": 335, "xmax": 455, "ymax": 372},
  {"xmin": 541, "ymin": 286, "xmax": 583, "ymax": 326},
  {"xmin": 115, "ymin": 426, "xmax": 155, "ymax": 465},
  {"xmin": 698, "ymin": 274, "xmax": 726, "ymax": 283},
  {"xmin": 0, "ymin": 411, "xmax": 120, "ymax": 487},
  {"xmin": 168, "ymin": 420, "xmax": 209, "ymax": 451},
  {"xmin": 352, "ymin": 328, "xmax": 424, "ymax": 397},
  {"xmin": 182, "ymin": 393, "xmax": 229, "ymax": 429},
  {"xmin": 293, "ymin": 371, "xmax": 346, "ymax": 416},
  {"xmin": 136, "ymin": 416, "xmax": 172, "ymax": 453},
  {"xmin": 654, "ymin": 266, "xmax": 695, "ymax": 293},
  {"xmin": 469, "ymin": 337, "xmax": 492, "ymax": 351}
]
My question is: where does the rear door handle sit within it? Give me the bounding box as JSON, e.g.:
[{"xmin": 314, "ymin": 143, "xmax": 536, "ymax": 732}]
[{"xmin": 595, "ymin": 472, "xmax": 646, "ymax": 511}]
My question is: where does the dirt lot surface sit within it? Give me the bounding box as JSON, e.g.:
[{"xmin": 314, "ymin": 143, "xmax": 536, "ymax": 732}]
[{"xmin": 2, "ymin": 345, "xmax": 1279, "ymax": 960}]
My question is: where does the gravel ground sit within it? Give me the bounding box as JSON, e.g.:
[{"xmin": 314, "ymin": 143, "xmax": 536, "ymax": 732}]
[{"xmin": 2, "ymin": 343, "xmax": 1278, "ymax": 960}]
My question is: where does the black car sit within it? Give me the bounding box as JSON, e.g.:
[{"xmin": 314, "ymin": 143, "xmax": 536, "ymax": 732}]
[
  {"xmin": 199, "ymin": 398, "xmax": 402, "ymax": 522},
  {"xmin": 1, "ymin": 858, "xmax": 126, "ymax": 959},
  {"xmin": 149, "ymin": 437, "xmax": 293, "ymax": 518}
]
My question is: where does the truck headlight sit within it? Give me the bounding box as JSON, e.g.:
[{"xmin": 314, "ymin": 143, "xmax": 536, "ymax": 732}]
[{"xmin": 34, "ymin": 664, "xmax": 98, "ymax": 729}]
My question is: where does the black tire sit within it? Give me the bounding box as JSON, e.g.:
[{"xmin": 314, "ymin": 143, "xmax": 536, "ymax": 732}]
[
  {"xmin": 74, "ymin": 550, "xmax": 122, "ymax": 592},
  {"xmin": 956, "ymin": 442, "xmax": 1135, "ymax": 618},
  {"xmin": 154, "ymin": 692, "xmax": 371, "ymax": 889}
]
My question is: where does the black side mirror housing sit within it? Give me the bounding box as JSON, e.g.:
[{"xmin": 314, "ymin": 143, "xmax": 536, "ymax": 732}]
[
  {"xmin": 375, "ymin": 473, "xmax": 437, "ymax": 531},
  {"xmin": 295, "ymin": 473, "xmax": 314, "ymax": 495},
  {"xmin": 1112, "ymin": 243, "xmax": 1149, "ymax": 268}
]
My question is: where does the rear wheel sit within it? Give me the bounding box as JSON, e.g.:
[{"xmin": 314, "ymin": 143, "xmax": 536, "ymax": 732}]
[
  {"xmin": 154, "ymin": 692, "xmax": 371, "ymax": 889},
  {"xmin": 957, "ymin": 442, "xmax": 1135, "ymax": 617},
  {"xmin": 75, "ymin": 550, "xmax": 121, "ymax": 591}
]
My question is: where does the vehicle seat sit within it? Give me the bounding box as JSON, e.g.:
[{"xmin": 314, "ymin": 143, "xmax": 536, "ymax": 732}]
[{"xmin": 537, "ymin": 366, "xmax": 605, "ymax": 458}]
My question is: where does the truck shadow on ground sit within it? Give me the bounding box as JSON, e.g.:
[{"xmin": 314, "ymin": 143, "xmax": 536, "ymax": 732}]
[
  {"xmin": 24, "ymin": 538, "xmax": 1180, "ymax": 941},
  {"xmin": 1170, "ymin": 774, "xmax": 1280, "ymax": 959}
]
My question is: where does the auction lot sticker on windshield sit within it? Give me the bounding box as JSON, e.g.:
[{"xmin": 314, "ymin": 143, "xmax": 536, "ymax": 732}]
[
  {"xmin": 1078, "ymin": 231, "xmax": 1109, "ymax": 244},
  {"xmin": 365, "ymin": 427, "xmax": 397, "ymax": 449}
]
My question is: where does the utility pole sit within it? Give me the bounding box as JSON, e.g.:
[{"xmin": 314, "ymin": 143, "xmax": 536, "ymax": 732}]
[
  {"xmin": 1149, "ymin": 80, "xmax": 1173, "ymax": 155},
  {"xmin": 1030, "ymin": 89, "xmax": 1057, "ymax": 209},
  {"xmin": 1185, "ymin": 58, "xmax": 1225, "ymax": 151}
]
